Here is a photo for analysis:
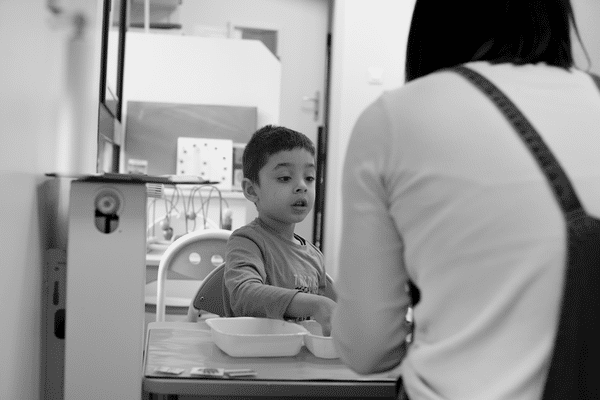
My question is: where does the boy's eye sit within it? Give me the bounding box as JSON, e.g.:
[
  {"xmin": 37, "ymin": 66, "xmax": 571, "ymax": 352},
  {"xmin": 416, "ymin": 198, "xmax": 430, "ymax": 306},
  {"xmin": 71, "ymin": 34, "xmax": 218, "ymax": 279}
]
[
  {"xmin": 306, "ymin": 176, "xmax": 315, "ymax": 182},
  {"xmin": 277, "ymin": 176, "xmax": 291, "ymax": 182}
]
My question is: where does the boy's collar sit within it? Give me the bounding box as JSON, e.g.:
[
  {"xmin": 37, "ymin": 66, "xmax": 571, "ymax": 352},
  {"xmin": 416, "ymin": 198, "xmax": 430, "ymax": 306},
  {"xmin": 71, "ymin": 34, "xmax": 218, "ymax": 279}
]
[{"xmin": 256, "ymin": 217, "xmax": 300, "ymax": 243}]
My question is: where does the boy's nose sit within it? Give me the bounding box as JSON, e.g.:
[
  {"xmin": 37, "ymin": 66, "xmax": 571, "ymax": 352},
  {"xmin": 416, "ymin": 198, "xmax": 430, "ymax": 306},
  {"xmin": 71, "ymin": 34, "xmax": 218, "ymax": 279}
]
[{"xmin": 295, "ymin": 181, "xmax": 308, "ymax": 193}]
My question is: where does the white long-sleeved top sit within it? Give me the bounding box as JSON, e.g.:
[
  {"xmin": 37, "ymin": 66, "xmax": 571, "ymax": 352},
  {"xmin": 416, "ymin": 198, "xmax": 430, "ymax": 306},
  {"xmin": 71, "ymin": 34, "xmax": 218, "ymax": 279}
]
[{"xmin": 332, "ymin": 61, "xmax": 600, "ymax": 400}]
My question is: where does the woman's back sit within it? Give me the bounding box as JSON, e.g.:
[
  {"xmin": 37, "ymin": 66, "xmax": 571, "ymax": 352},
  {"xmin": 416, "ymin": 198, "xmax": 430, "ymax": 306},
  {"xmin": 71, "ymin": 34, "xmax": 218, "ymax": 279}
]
[{"xmin": 336, "ymin": 61, "xmax": 600, "ymax": 399}]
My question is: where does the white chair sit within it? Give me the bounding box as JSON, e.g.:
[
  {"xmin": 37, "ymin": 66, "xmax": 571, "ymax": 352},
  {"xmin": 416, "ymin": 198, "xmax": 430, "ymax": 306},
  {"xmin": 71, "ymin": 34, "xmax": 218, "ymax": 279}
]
[
  {"xmin": 186, "ymin": 263, "xmax": 337, "ymax": 322},
  {"xmin": 154, "ymin": 228, "xmax": 232, "ymax": 322}
]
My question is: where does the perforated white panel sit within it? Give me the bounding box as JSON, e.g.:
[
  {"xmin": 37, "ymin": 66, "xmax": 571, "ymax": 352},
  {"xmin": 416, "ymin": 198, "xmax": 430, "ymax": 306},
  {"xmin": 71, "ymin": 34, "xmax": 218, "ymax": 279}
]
[{"xmin": 177, "ymin": 137, "xmax": 233, "ymax": 191}]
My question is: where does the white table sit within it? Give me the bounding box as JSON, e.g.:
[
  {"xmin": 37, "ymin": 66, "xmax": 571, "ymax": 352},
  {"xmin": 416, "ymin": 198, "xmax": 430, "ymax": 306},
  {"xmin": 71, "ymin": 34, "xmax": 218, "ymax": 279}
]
[{"xmin": 143, "ymin": 322, "xmax": 401, "ymax": 399}]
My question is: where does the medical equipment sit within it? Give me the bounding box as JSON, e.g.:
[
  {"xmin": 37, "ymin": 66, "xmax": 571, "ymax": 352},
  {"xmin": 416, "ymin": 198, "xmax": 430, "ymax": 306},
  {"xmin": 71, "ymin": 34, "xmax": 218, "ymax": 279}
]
[{"xmin": 146, "ymin": 183, "xmax": 232, "ymax": 246}]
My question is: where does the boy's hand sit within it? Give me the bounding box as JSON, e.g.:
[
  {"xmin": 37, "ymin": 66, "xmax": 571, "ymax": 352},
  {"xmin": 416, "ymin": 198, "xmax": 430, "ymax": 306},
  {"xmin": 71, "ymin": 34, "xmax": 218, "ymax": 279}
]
[
  {"xmin": 285, "ymin": 293, "xmax": 337, "ymax": 336},
  {"xmin": 312, "ymin": 296, "xmax": 336, "ymax": 336}
]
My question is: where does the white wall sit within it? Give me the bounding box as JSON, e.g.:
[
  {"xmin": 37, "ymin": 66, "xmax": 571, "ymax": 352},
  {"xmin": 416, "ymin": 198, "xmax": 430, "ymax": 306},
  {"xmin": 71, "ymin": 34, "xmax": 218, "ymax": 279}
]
[
  {"xmin": 572, "ymin": 0, "xmax": 600, "ymax": 75},
  {"xmin": 0, "ymin": 0, "xmax": 103, "ymax": 399},
  {"xmin": 325, "ymin": 0, "xmax": 416, "ymax": 279},
  {"xmin": 122, "ymin": 31, "xmax": 281, "ymax": 130},
  {"xmin": 177, "ymin": 0, "xmax": 330, "ymax": 136}
]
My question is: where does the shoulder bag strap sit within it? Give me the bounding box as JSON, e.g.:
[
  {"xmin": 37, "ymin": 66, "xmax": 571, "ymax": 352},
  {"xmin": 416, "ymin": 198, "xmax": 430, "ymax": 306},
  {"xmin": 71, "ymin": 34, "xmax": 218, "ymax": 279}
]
[
  {"xmin": 450, "ymin": 65, "xmax": 600, "ymax": 400},
  {"xmin": 450, "ymin": 65, "xmax": 585, "ymax": 219}
]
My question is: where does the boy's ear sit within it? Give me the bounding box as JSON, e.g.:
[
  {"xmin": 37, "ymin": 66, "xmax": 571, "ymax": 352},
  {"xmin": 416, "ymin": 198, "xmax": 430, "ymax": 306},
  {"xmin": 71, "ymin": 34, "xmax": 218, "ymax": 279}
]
[{"xmin": 241, "ymin": 178, "xmax": 259, "ymax": 204}]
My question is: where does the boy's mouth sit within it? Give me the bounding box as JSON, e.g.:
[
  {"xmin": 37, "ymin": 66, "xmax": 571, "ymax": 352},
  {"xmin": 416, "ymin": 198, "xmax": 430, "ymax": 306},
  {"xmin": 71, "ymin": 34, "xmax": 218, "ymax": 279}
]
[{"xmin": 292, "ymin": 199, "xmax": 307, "ymax": 207}]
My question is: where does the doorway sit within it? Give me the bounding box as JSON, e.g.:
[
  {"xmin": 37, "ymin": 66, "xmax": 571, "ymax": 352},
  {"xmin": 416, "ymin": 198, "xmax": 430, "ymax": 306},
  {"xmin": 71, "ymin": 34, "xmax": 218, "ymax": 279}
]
[{"xmin": 117, "ymin": 0, "xmax": 332, "ymax": 246}]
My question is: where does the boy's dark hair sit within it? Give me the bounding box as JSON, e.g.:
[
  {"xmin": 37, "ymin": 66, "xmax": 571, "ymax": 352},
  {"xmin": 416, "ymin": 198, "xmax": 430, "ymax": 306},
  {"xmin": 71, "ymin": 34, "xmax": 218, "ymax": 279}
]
[
  {"xmin": 405, "ymin": 0, "xmax": 589, "ymax": 82},
  {"xmin": 243, "ymin": 125, "xmax": 316, "ymax": 184}
]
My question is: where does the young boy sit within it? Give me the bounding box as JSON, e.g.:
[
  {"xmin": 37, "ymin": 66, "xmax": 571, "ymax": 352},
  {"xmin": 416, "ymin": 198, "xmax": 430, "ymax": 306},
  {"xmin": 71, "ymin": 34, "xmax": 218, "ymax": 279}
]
[{"xmin": 223, "ymin": 125, "xmax": 336, "ymax": 335}]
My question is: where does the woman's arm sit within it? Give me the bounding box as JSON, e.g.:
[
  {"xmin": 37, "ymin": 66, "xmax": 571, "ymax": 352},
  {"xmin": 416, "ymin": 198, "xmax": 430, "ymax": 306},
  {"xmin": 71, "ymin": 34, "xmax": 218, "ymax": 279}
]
[{"xmin": 332, "ymin": 97, "xmax": 412, "ymax": 374}]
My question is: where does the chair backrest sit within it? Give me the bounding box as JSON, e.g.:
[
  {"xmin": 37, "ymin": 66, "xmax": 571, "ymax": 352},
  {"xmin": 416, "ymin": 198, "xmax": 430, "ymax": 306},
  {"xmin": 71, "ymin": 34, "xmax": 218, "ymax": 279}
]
[
  {"xmin": 187, "ymin": 262, "xmax": 227, "ymax": 321},
  {"xmin": 156, "ymin": 228, "xmax": 231, "ymax": 322},
  {"xmin": 186, "ymin": 267, "xmax": 337, "ymax": 322}
]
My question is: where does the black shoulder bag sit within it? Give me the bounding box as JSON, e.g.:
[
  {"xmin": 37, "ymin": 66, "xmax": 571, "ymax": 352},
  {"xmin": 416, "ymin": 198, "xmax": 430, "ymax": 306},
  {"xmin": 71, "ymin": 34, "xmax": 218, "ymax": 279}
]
[{"xmin": 452, "ymin": 65, "xmax": 600, "ymax": 400}]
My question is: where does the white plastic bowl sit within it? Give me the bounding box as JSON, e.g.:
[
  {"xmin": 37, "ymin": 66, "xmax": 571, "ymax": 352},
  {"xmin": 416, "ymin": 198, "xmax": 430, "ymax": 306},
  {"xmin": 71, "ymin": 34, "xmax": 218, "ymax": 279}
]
[
  {"xmin": 205, "ymin": 317, "xmax": 308, "ymax": 357},
  {"xmin": 299, "ymin": 320, "xmax": 339, "ymax": 359}
]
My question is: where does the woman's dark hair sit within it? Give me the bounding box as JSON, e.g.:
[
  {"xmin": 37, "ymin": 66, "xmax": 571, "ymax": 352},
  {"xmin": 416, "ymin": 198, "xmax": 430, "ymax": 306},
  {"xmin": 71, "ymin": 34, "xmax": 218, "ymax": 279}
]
[
  {"xmin": 405, "ymin": 0, "xmax": 588, "ymax": 82},
  {"xmin": 243, "ymin": 125, "xmax": 315, "ymax": 184}
]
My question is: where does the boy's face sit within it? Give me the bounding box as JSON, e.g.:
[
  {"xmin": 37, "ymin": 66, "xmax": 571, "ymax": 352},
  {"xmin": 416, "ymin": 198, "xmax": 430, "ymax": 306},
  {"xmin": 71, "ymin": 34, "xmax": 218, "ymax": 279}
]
[{"xmin": 245, "ymin": 148, "xmax": 316, "ymax": 226}]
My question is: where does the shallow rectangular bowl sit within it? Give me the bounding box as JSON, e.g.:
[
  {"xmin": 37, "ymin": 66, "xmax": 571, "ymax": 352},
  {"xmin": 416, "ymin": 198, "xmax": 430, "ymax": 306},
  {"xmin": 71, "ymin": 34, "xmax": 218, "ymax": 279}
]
[
  {"xmin": 205, "ymin": 317, "xmax": 308, "ymax": 357},
  {"xmin": 299, "ymin": 320, "xmax": 339, "ymax": 359}
]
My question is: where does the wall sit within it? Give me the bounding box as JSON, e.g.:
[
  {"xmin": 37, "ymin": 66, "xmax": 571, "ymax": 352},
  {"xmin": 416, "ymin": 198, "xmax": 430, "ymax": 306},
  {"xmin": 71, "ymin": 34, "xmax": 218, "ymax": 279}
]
[
  {"xmin": 177, "ymin": 0, "xmax": 330, "ymax": 137},
  {"xmin": 572, "ymin": 0, "xmax": 600, "ymax": 75},
  {"xmin": 120, "ymin": 31, "xmax": 280, "ymax": 178},
  {"xmin": 325, "ymin": 0, "xmax": 416, "ymax": 278},
  {"xmin": 121, "ymin": 31, "xmax": 281, "ymax": 132},
  {"xmin": 0, "ymin": 0, "xmax": 103, "ymax": 399}
]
